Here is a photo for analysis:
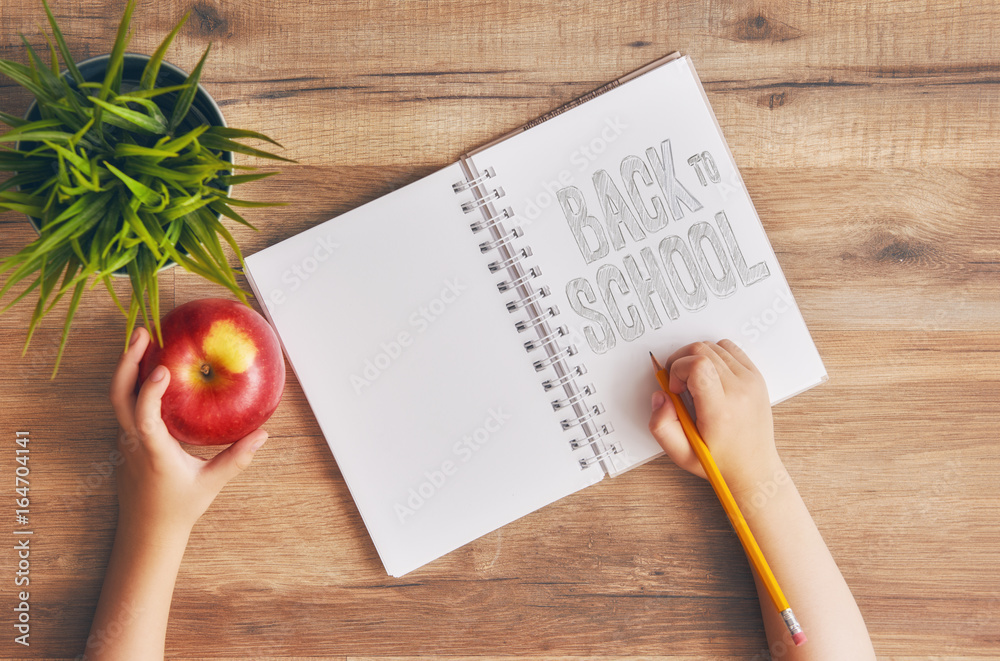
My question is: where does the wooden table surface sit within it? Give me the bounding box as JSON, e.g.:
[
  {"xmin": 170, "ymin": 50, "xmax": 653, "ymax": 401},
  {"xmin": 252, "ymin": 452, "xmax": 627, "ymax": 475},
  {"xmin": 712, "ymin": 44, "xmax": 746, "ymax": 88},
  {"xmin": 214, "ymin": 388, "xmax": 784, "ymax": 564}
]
[{"xmin": 2, "ymin": 0, "xmax": 999, "ymax": 659}]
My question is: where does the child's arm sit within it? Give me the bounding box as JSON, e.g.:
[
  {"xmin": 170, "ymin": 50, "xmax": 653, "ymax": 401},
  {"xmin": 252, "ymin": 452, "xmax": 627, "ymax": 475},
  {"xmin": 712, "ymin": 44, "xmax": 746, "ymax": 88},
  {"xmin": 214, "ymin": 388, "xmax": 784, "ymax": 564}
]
[
  {"xmin": 85, "ymin": 327, "xmax": 268, "ymax": 660},
  {"xmin": 648, "ymin": 340, "xmax": 875, "ymax": 659}
]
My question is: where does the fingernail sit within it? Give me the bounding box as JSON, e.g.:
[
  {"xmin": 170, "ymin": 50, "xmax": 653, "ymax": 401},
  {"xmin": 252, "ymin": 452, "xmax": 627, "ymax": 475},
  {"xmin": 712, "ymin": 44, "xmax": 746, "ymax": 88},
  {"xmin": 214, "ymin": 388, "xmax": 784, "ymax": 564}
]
[
  {"xmin": 651, "ymin": 390, "xmax": 666, "ymax": 411},
  {"xmin": 150, "ymin": 365, "xmax": 167, "ymax": 382},
  {"xmin": 129, "ymin": 328, "xmax": 141, "ymax": 346},
  {"xmin": 250, "ymin": 432, "xmax": 268, "ymax": 453}
]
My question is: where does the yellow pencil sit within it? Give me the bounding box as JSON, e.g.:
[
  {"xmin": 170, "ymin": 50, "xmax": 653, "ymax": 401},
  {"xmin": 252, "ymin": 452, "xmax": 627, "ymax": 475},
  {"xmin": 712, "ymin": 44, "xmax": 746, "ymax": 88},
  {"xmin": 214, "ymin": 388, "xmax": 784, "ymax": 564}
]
[{"xmin": 650, "ymin": 352, "xmax": 807, "ymax": 646}]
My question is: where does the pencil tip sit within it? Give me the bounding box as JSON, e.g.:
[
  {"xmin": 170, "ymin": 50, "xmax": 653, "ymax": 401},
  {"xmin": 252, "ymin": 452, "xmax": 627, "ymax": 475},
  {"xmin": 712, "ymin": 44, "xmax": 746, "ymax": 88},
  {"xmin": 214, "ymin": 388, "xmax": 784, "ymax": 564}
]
[{"xmin": 649, "ymin": 352, "xmax": 662, "ymax": 371}]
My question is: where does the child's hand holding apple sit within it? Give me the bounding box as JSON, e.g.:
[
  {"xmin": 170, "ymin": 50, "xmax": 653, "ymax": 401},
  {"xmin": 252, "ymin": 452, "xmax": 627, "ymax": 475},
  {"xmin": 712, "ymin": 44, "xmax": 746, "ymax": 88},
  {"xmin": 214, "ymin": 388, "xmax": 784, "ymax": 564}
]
[{"xmin": 110, "ymin": 324, "xmax": 275, "ymax": 536}]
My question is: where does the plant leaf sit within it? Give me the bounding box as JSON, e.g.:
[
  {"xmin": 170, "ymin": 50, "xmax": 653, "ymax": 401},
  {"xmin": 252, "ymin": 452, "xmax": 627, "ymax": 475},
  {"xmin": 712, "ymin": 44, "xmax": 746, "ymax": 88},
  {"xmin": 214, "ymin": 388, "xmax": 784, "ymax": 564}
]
[
  {"xmin": 101, "ymin": 274, "xmax": 127, "ymax": 316},
  {"xmin": 1, "ymin": 275, "xmax": 41, "ymax": 314},
  {"xmin": 69, "ymin": 117, "xmax": 96, "ymax": 150},
  {"xmin": 114, "ymin": 143, "xmax": 179, "ymax": 160},
  {"xmin": 208, "ymin": 199, "xmax": 257, "ymax": 230},
  {"xmin": 126, "ymin": 255, "xmax": 151, "ymax": 341},
  {"xmin": 162, "ymin": 198, "xmax": 215, "ymax": 223},
  {"xmin": 48, "ymin": 249, "xmax": 95, "ymax": 305},
  {"xmin": 68, "ymin": 164, "xmax": 103, "ymax": 192},
  {"xmin": 169, "ymin": 44, "xmax": 210, "ymax": 132},
  {"xmin": 41, "ymin": 0, "xmax": 84, "ymax": 85},
  {"xmin": 0, "ymin": 250, "xmax": 44, "ymax": 300},
  {"xmin": 0, "ymin": 129, "xmax": 74, "ymax": 144},
  {"xmin": 103, "ymin": 162, "xmax": 162, "ymax": 207},
  {"xmin": 21, "ymin": 258, "xmax": 55, "ymax": 353},
  {"xmin": 40, "ymin": 31, "xmax": 60, "ymax": 75},
  {"xmin": 1, "ymin": 172, "xmax": 50, "ymax": 195},
  {"xmin": 144, "ymin": 252, "xmax": 161, "ymax": 344},
  {"xmin": 118, "ymin": 84, "xmax": 189, "ymax": 101},
  {"xmin": 120, "ymin": 199, "xmax": 162, "ymax": 259},
  {"xmin": 184, "ymin": 211, "xmax": 230, "ymax": 275},
  {"xmin": 213, "ymin": 195, "xmax": 286, "ymax": 208},
  {"xmin": 23, "ymin": 248, "xmax": 73, "ymax": 352},
  {"xmin": 0, "ymin": 110, "xmax": 28, "ymax": 127},
  {"xmin": 206, "ymin": 126, "xmax": 284, "ymax": 148},
  {"xmin": 117, "ymin": 96, "xmax": 169, "ymax": 131},
  {"xmin": 49, "ymin": 189, "xmax": 114, "ymax": 227},
  {"xmin": 90, "ymin": 97, "xmax": 167, "ymax": 134},
  {"xmin": 51, "ymin": 277, "xmax": 86, "ymax": 377},
  {"xmin": 218, "ymin": 171, "xmax": 277, "ymax": 186},
  {"xmin": 124, "ymin": 288, "xmax": 141, "ymax": 350},
  {"xmin": 178, "ymin": 225, "xmax": 233, "ymax": 286},
  {"xmin": 0, "ymin": 59, "xmax": 56, "ymax": 103},
  {"xmin": 18, "ymin": 35, "xmax": 65, "ymax": 100},
  {"xmin": 0, "ymin": 200, "xmax": 46, "ymax": 216},
  {"xmin": 102, "ymin": 244, "xmax": 138, "ymax": 277},
  {"xmin": 140, "ymin": 11, "xmax": 190, "ymax": 90},
  {"xmin": 98, "ymin": 0, "xmax": 136, "ymax": 102},
  {"xmin": 1, "ymin": 117, "xmax": 63, "ymax": 133},
  {"xmin": 42, "ymin": 139, "xmax": 88, "ymax": 171},
  {"xmin": 202, "ymin": 209, "xmax": 244, "ymax": 264},
  {"xmin": 198, "ymin": 133, "xmax": 296, "ymax": 162},
  {"xmin": 126, "ymin": 161, "xmax": 203, "ymax": 184}
]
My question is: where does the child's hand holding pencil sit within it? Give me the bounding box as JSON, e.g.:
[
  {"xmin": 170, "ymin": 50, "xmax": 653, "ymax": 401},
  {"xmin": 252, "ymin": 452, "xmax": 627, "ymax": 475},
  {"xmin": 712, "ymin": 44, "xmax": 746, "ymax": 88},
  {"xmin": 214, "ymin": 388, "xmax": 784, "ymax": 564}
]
[
  {"xmin": 649, "ymin": 339, "xmax": 781, "ymax": 499},
  {"xmin": 648, "ymin": 340, "xmax": 876, "ymax": 658}
]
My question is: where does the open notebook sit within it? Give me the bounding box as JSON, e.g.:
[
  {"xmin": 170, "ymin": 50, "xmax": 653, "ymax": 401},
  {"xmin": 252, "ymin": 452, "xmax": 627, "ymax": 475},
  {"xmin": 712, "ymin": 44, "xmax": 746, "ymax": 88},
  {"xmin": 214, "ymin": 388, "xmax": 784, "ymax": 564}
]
[{"xmin": 244, "ymin": 53, "xmax": 827, "ymax": 577}]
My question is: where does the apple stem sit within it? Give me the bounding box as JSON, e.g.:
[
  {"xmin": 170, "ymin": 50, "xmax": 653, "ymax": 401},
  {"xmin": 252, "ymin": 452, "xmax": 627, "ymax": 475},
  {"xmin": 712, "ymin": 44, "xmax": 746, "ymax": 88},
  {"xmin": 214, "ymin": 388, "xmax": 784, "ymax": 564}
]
[{"xmin": 200, "ymin": 363, "xmax": 212, "ymax": 378}]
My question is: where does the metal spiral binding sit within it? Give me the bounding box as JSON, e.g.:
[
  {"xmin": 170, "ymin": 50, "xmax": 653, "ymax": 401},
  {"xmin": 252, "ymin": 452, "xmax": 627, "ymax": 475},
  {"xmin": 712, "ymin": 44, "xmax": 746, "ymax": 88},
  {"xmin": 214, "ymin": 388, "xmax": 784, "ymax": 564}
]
[
  {"xmin": 551, "ymin": 384, "xmax": 595, "ymax": 411},
  {"xmin": 560, "ymin": 404, "xmax": 605, "ymax": 429},
  {"xmin": 523, "ymin": 325, "xmax": 567, "ymax": 353},
  {"xmin": 580, "ymin": 443, "xmax": 623, "ymax": 468},
  {"xmin": 514, "ymin": 304, "xmax": 557, "ymax": 331},
  {"xmin": 461, "ymin": 187, "xmax": 505, "ymax": 213},
  {"xmin": 470, "ymin": 207, "xmax": 514, "ymax": 234},
  {"xmin": 454, "ymin": 160, "xmax": 619, "ymax": 472},
  {"xmin": 506, "ymin": 286, "xmax": 550, "ymax": 312},
  {"xmin": 498, "ymin": 266, "xmax": 541, "ymax": 293},
  {"xmin": 452, "ymin": 166, "xmax": 495, "ymax": 192},
  {"xmin": 542, "ymin": 364, "xmax": 586, "ymax": 391},
  {"xmin": 569, "ymin": 422, "xmax": 614, "ymax": 449},
  {"xmin": 479, "ymin": 227, "xmax": 523, "ymax": 253},
  {"xmin": 488, "ymin": 247, "xmax": 532, "ymax": 273},
  {"xmin": 532, "ymin": 345, "xmax": 577, "ymax": 371}
]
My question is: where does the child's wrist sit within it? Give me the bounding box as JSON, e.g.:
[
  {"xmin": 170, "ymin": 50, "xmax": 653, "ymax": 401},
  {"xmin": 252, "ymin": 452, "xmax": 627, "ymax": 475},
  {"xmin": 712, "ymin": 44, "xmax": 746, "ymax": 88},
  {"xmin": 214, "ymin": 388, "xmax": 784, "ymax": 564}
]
[
  {"xmin": 118, "ymin": 507, "xmax": 195, "ymax": 551},
  {"xmin": 725, "ymin": 450, "xmax": 785, "ymax": 503}
]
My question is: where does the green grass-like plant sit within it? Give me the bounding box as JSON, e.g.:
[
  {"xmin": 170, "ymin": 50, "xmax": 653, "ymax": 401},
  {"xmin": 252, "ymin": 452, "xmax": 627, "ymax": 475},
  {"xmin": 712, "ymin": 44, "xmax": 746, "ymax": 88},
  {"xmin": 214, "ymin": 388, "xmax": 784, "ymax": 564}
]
[{"xmin": 0, "ymin": 0, "xmax": 293, "ymax": 375}]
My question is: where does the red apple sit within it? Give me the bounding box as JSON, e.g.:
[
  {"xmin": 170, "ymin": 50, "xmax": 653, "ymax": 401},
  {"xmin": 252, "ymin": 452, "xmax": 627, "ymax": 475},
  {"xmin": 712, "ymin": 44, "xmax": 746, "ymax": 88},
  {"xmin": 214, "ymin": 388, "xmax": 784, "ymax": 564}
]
[{"xmin": 138, "ymin": 298, "xmax": 285, "ymax": 445}]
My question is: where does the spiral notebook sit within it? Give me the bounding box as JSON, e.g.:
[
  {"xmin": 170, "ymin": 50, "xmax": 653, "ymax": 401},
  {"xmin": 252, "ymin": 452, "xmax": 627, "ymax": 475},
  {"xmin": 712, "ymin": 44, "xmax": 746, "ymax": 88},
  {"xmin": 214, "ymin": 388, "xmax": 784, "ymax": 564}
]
[{"xmin": 243, "ymin": 53, "xmax": 827, "ymax": 577}]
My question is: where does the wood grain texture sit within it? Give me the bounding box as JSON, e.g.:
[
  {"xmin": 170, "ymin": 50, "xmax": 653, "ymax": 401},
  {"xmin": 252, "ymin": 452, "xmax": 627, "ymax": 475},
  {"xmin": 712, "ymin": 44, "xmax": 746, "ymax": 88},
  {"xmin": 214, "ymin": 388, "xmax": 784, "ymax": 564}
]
[{"xmin": 2, "ymin": 0, "xmax": 1000, "ymax": 658}]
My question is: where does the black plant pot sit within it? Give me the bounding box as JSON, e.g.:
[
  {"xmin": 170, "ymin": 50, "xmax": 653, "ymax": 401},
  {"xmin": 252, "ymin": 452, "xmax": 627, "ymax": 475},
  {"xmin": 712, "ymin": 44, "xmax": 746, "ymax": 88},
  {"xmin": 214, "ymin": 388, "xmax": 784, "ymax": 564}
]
[{"xmin": 19, "ymin": 52, "xmax": 232, "ymax": 276}]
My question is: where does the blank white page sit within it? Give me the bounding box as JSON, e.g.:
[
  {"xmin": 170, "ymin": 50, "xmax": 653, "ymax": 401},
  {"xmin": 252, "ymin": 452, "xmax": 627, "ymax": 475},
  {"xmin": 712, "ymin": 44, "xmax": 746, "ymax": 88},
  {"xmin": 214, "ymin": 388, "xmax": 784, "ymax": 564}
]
[
  {"xmin": 245, "ymin": 162, "xmax": 603, "ymax": 577},
  {"xmin": 472, "ymin": 56, "xmax": 827, "ymax": 475}
]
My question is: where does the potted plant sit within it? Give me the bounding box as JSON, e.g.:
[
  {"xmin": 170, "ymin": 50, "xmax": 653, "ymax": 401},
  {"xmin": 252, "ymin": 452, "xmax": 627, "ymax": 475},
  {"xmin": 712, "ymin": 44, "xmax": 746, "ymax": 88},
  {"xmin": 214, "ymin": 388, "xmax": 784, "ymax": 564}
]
[{"xmin": 0, "ymin": 0, "xmax": 292, "ymax": 375}]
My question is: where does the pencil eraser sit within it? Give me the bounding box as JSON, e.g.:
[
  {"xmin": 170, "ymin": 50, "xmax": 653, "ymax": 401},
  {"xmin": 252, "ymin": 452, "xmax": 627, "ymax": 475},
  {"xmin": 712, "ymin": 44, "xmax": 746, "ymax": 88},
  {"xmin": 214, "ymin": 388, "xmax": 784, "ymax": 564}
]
[{"xmin": 792, "ymin": 631, "xmax": 807, "ymax": 646}]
